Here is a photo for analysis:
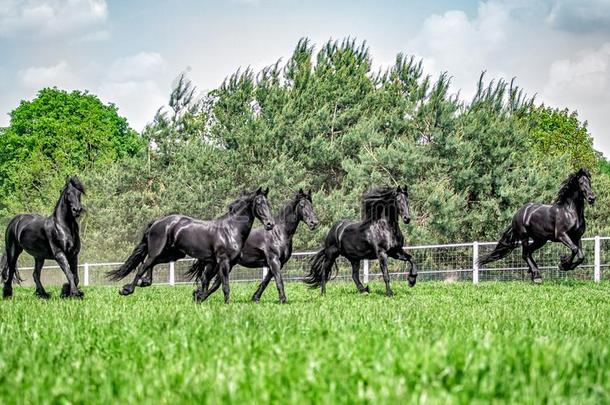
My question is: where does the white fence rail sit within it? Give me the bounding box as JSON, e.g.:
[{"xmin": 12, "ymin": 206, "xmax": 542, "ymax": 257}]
[{"xmin": 10, "ymin": 237, "xmax": 610, "ymax": 287}]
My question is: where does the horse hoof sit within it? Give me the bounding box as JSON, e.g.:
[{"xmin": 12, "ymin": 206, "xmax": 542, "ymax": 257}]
[
  {"xmin": 139, "ymin": 280, "xmax": 152, "ymax": 288},
  {"xmin": 408, "ymin": 276, "xmax": 417, "ymax": 288},
  {"xmin": 119, "ymin": 287, "xmax": 133, "ymax": 296},
  {"xmin": 36, "ymin": 291, "xmax": 51, "ymax": 299},
  {"xmin": 3, "ymin": 290, "xmax": 13, "ymax": 299},
  {"xmin": 279, "ymin": 298, "xmax": 287, "ymax": 304},
  {"xmin": 193, "ymin": 290, "xmax": 204, "ymax": 303},
  {"xmin": 533, "ymin": 277, "xmax": 543, "ymax": 284},
  {"xmin": 386, "ymin": 290, "xmax": 394, "ymax": 297}
]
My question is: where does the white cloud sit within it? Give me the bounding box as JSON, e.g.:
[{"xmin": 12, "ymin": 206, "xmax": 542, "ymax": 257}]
[
  {"xmin": 96, "ymin": 80, "xmax": 167, "ymax": 131},
  {"xmin": 544, "ymin": 43, "xmax": 610, "ymax": 155},
  {"xmin": 107, "ymin": 52, "xmax": 166, "ymax": 82},
  {"xmin": 0, "ymin": 0, "xmax": 108, "ymax": 39},
  {"xmin": 548, "ymin": 0, "xmax": 610, "ymax": 32},
  {"xmin": 407, "ymin": 0, "xmax": 610, "ymax": 156},
  {"xmin": 96, "ymin": 52, "xmax": 169, "ymax": 130},
  {"xmin": 18, "ymin": 60, "xmax": 73, "ymax": 88},
  {"xmin": 408, "ymin": 1, "xmax": 514, "ymax": 100}
]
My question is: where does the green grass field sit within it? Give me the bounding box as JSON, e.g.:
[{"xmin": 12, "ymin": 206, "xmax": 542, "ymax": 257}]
[{"xmin": 0, "ymin": 281, "xmax": 608, "ymax": 404}]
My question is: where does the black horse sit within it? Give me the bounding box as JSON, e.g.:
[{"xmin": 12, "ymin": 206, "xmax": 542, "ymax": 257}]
[
  {"xmin": 185, "ymin": 189, "xmax": 318, "ymax": 303},
  {"xmin": 1, "ymin": 177, "xmax": 85, "ymax": 299},
  {"xmin": 479, "ymin": 168, "xmax": 596, "ymax": 283},
  {"xmin": 305, "ymin": 186, "xmax": 417, "ymax": 296},
  {"xmin": 107, "ymin": 187, "xmax": 274, "ymax": 303}
]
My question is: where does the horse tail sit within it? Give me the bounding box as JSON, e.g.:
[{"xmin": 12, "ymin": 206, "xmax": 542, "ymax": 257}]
[
  {"xmin": 304, "ymin": 248, "xmax": 336, "ymax": 288},
  {"xmin": 106, "ymin": 221, "xmax": 153, "ymax": 281},
  {"xmin": 477, "ymin": 226, "xmax": 518, "ymax": 266},
  {"xmin": 0, "ymin": 253, "xmax": 7, "ymax": 283},
  {"xmin": 185, "ymin": 260, "xmax": 207, "ymax": 282},
  {"xmin": 2, "ymin": 222, "xmax": 23, "ymax": 284}
]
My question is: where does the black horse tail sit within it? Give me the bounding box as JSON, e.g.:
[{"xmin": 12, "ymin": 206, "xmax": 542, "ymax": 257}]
[
  {"xmin": 1, "ymin": 251, "xmax": 23, "ymax": 284},
  {"xmin": 478, "ymin": 226, "xmax": 518, "ymax": 266},
  {"xmin": 1, "ymin": 253, "xmax": 7, "ymax": 283},
  {"xmin": 304, "ymin": 249, "xmax": 337, "ymax": 288},
  {"xmin": 185, "ymin": 260, "xmax": 207, "ymax": 282},
  {"xmin": 106, "ymin": 221, "xmax": 153, "ymax": 281}
]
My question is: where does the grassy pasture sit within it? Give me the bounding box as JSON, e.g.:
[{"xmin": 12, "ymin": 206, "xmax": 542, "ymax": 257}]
[{"xmin": 0, "ymin": 281, "xmax": 608, "ymax": 404}]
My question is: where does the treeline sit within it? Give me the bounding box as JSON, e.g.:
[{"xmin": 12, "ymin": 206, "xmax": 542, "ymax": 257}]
[{"xmin": 1, "ymin": 38, "xmax": 609, "ymax": 262}]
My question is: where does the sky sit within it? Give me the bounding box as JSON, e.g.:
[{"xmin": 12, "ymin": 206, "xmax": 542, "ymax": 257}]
[{"xmin": 1, "ymin": 0, "xmax": 609, "ymax": 156}]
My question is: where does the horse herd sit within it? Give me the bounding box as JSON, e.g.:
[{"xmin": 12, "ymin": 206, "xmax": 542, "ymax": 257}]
[{"xmin": 1, "ymin": 168, "xmax": 596, "ymax": 304}]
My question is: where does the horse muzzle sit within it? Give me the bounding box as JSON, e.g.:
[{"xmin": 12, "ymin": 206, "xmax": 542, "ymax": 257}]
[
  {"xmin": 588, "ymin": 196, "xmax": 596, "ymax": 205},
  {"xmin": 308, "ymin": 221, "xmax": 319, "ymax": 230},
  {"xmin": 403, "ymin": 216, "xmax": 411, "ymax": 224},
  {"xmin": 264, "ymin": 221, "xmax": 275, "ymax": 230}
]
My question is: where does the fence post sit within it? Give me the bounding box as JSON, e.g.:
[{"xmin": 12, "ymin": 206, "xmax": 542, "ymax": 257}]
[
  {"xmin": 262, "ymin": 266, "xmax": 269, "ymax": 281},
  {"xmin": 594, "ymin": 236, "xmax": 601, "ymax": 283},
  {"xmin": 363, "ymin": 260, "xmax": 369, "ymax": 284},
  {"xmin": 472, "ymin": 242, "xmax": 479, "ymax": 284},
  {"xmin": 84, "ymin": 263, "xmax": 90, "ymax": 286},
  {"xmin": 169, "ymin": 261, "xmax": 175, "ymax": 285}
]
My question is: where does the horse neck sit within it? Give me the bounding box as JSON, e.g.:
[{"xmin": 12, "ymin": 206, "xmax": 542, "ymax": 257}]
[
  {"xmin": 560, "ymin": 190, "xmax": 586, "ymax": 220},
  {"xmin": 276, "ymin": 203, "xmax": 300, "ymax": 238},
  {"xmin": 226, "ymin": 203, "xmax": 256, "ymax": 236},
  {"xmin": 53, "ymin": 192, "xmax": 77, "ymax": 230}
]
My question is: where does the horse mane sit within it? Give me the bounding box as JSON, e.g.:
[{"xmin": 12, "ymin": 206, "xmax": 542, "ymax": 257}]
[
  {"xmin": 227, "ymin": 190, "xmax": 257, "ymax": 214},
  {"xmin": 64, "ymin": 176, "xmax": 85, "ymax": 194},
  {"xmin": 276, "ymin": 191, "xmax": 309, "ymax": 222},
  {"xmin": 554, "ymin": 168, "xmax": 590, "ymax": 205},
  {"xmin": 361, "ymin": 186, "xmax": 399, "ymax": 223}
]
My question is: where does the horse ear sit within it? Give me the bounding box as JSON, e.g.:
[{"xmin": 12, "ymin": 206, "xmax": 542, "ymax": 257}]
[
  {"xmin": 256, "ymin": 186, "xmax": 262, "ymax": 194},
  {"xmin": 404, "ymin": 185, "xmax": 409, "ymax": 194},
  {"xmin": 298, "ymin": 188, "xmax": 305, "ymax": 195},
  {"xmin": 308, "ymin": 188, "xmax": 312, "ymax": 197},
  {"xmin": 264, "ymin": 187, "xmax": 269, "ymax": 196},
  {"xmin": 396, "ymin": 186, "xmax": 402, "ymax": 192}
]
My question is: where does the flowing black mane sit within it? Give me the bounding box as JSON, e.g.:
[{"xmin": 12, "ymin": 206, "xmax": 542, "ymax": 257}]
[
  {"xmin": 554, "ymin": 169, "xmax": 590, "ymax": 205},
  {"xmin": 361, "ymin": 186, "xmax": 400, "ymax": 223},
  {"xmin": 63, "ymin": 176, "xmax": 86, "ymax": 194},
  {"xmin": 227, "ymin": 191, "xmax": 257, "ymax": 214},
  {"xmin": 276, "ymin": 192, "xmax": 309, "ymax": 222}
]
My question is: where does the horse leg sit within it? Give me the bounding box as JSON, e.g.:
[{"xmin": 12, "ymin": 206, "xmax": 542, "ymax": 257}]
[
  {"xmin": 350, "ymin": 260, "xmax": 369, "ymax": 294},
  {"xmin": 562, "ymin": 239, "xmax": 584, "ymax": 271},
  {"xmin": 217, "ymin": 258, "xmax": 231, "ymax": 304},
  {"xmin": 557, "ymin": 233, "xmax": 580, "ymax": 271},
  {"xmin": 139, "ymin": 267, "xmax": 154, "ymax": 287},
  {"xmin": 194, "ymin": 263, "xmax": 217, "ymax": 303},
  {"xmin": 521, "ymin": 239, "xmax": 545, "ymax": 283},
  {"xmin": 395, "ymin": 250, "xmax": 418, "ymax": 287},
  {"xmin": 55, "ymin": 251, "xmax": 80, "ymax": 298},
  {"xmin": 120, "ymin": 256, "xmax": 158, "ymax": 296},
  {"xmin": 320, "ymin": 247, "xmax": 339, "ymax": 295},
  {"xmin": 377, "ymin": 251, "xmax": 393, "ymax": 296},
  {"xmin": 252, "ymin": 270, "xmax": 274, "ymax": 303},
  {"xmin": 33, "ymin": 258, "xmax": 50, "ymax": 299},
  {"xmin": 2, "ymin": 245, "xmax": 22, "ymax": 299},
  {"xmin": 267, "ymin": 257, "xmax": 287, "ymax": 304},
  {"xmin": 68, "ymin": 255, "xmax": 83, "ymax": 297}
]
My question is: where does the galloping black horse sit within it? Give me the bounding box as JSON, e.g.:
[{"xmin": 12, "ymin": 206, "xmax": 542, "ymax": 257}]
[
  {"xmin": 2, "ymin": 177, "xmax": 85, "ymax": 299},
  {"xmin": 479, "ymin": 168, "xmax": 596, "ymax": 283},
  {"xmin": 107, "ymin": 187, "xmax": 274, "ymax": 303},
  {"xmin": 305, "ymin": 186, "xmax": 417, "ymax": 296},
  {"xmin": 185, "ymin": 189, "xmax": 318, "ymax": 303}
]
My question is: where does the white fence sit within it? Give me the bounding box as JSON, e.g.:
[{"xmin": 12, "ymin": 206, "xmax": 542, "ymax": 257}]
[{"xmin": 10, "ymin": 237, "xmax": 610, "ymax": 287}]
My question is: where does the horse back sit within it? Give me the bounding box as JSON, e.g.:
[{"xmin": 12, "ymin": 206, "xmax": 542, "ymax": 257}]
[
  {"xmin": 5, "ymin": 214, "xmax": 54, "ymax": 258},
  {"xmin": 512, "ymin": 203, "xmax": 556, "ymax": 240}
]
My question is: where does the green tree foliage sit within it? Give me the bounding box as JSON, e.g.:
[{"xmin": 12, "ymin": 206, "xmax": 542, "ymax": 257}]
[
  {"xmin": 528, "ymin": 106, "xmax": 598, "ymax": 170},
  {"xmin": 2, "ymin": 39, "xmax": 609, "ymax": 261},
  {"xmin": 0, "ymin": 88, "xmax": 144, "ymax": 216}
]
